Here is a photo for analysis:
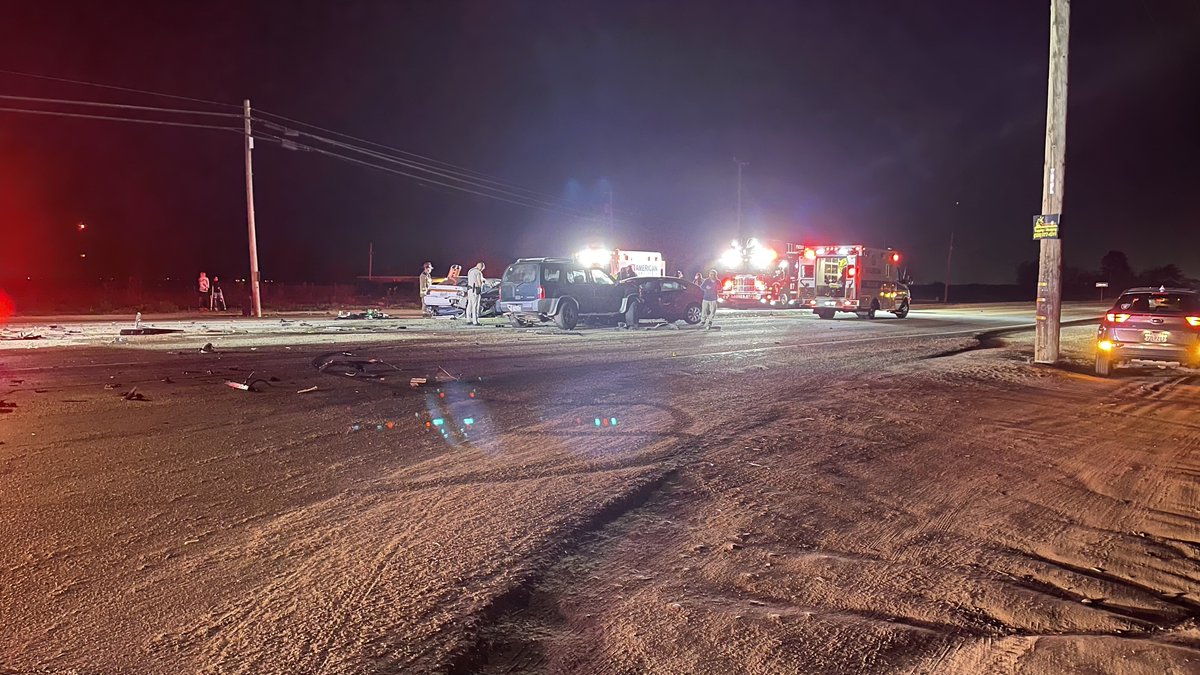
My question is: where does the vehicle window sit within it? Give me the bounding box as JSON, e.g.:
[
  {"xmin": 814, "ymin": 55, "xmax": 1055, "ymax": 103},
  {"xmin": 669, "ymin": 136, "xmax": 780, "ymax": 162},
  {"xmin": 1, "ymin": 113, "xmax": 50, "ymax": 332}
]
[
  {"xmin": 565, "ymin": 269, "xmax": 588, "ymax": 284},
  {"xmin": 503, "ymin": 263, "xmax": 538, "ymax": 285},
  {"xmin": 542, "ymin": 266, "xmax": 561, "ymax": 283},
  {"xmin": 590, "ymin": 269, "xmax": 615, "ymax": 285},
  {"xmin": 660, "ymin": 280, "xmax": 681, "ymax": 292},
  {"xmin": 1115, "ymin": 293, "xmax": 1197, "ymax": 314}
]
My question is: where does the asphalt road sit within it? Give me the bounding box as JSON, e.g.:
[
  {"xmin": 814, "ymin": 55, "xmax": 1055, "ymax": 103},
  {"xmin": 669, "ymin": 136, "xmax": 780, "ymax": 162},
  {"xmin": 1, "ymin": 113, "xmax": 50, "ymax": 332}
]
[{"xmin": 2, "ymin": 304, "xmax": 1197, "ymax": 674}]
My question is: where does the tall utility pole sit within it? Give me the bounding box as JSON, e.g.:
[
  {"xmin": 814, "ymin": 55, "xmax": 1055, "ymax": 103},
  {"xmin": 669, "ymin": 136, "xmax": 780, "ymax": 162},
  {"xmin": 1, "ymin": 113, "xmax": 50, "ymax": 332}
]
[
  {"xmin": 1035, "ymin": 0, "xmax": 1069, "ymax": 363},
  {"xmin": 243, "ymin": 99, "xmax": 263, "ymax": 318},
  {"xmin": 368, "ymin": 242, "xmax": 374, "ymax": 280},
  {"xmin": 734, "ymin": 158, "xmax": 749, "ymax": 235}
]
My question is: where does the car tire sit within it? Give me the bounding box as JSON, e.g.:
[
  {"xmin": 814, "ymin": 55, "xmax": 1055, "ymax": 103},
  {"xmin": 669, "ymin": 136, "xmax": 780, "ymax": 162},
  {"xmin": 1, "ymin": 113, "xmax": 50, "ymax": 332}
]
[
  {"xmin": 623, "ymin": 298, "xmax": 640, "ymax": 328},
  {"xmin": 893, "ymin": 301, "xmax": 910, "ymax": 319},
  {"xmin": 1094, "ymin": 354, "xmax": 1111, "ymax": 377},
  {"xmin": 683, "ymin": 303, "xmax": 702, "ymax": 325},
  {"xmin": 779, "ymin": 292, "xmax": 790, "ymax": 306},
  {"xmin": 554, "ymin": 300, "xmax": 579, "ymax": 330},
  {"xmin": 816, "ymin": 309, "xmax": 835, "ymax": 320}
]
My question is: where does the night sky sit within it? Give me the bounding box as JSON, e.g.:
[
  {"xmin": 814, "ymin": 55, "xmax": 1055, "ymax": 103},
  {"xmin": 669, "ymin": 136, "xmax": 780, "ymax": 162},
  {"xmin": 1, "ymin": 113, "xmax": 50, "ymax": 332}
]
[{"xmin": 2, "ymin": 0, "xmax": 1198, "ymax": 285}]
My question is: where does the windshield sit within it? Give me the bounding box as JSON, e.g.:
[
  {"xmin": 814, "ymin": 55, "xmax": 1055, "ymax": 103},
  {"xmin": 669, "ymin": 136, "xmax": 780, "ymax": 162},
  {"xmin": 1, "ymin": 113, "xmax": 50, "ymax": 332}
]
[
  {"xmin": 590, "ymin": 269, "xmax": 615, "ymax": 285},
  {"xmin": 1113, "ymin": 292, "xmax": 1198, "ymax": 314}
]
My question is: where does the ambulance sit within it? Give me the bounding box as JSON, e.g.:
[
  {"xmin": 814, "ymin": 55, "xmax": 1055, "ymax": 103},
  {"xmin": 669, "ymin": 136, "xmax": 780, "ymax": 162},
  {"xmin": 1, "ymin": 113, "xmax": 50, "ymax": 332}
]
[{"xmin": 801, "ymin": 245, "xmax": 911, "ymax": 319}]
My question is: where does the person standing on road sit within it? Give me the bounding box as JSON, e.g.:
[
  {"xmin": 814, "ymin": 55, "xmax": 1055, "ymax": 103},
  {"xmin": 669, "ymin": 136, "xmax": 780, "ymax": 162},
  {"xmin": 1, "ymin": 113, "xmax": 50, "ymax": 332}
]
[
  {"xmin": 466, "ymin": 261, "xmax": 486, "ymax": 326},
  {"xmin": 197, "ymin": 272, "xmax": 210, "ymax": 310},
  {"xmin": 419, "ymin": 262, "xmax": 433, "ymax": 316},
  {"xmin": 700, "ymin": 269, "xmax": 719, "ymax": 329},
  {"xmin": 210, "ymin": 276, "xmax": 227, "ymax": 311}
]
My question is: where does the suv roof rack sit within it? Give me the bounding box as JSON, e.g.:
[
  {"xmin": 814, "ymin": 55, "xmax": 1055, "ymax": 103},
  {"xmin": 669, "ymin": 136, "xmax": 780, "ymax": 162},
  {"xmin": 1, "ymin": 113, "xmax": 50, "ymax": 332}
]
[{"xmin": 514, "ymin": 257, "xmax": 574, "ymax": 263}]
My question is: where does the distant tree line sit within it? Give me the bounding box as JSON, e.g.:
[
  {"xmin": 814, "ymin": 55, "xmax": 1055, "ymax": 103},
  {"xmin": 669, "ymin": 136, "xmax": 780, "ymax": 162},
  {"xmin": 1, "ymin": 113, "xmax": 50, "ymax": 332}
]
[{"xmin": 1016, "ymin": 250, "xmax": 1197, "ymax": 299}]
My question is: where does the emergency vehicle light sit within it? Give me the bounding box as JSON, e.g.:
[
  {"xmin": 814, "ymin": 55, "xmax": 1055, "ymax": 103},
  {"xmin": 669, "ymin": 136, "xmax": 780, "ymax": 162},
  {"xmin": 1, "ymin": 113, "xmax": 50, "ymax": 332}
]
[
  {"xmin": 846, "ymin": 266, "xmax": 857, "ymax": 278},
  {"xmin": 803, "ymin": 249, "xmax": 815, "ymax": 260}
]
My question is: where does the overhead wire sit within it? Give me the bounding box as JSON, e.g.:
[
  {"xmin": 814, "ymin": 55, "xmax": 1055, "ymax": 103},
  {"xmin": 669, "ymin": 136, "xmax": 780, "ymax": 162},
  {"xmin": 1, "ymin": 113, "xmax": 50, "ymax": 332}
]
[
  {"xmin": 0, "ymin": 68, "xmax": 240, "ymax": 110},
  {"xmin": 0, "ymin": 93, "xmax": 242, "ymax": 117},
  {"xmin": 0, "ymin": 106, "xmax": 242, "ymax": 132},
  {"xmin": 254, "ymin": 131, "xmax": 606, "ymax": 221},
  {"xmin": 267, "ymin": 124, "xmax": 606, "ymax": 217},
  {"xmin": 253, "ymin": 109, "xmax": 647, "ymax": 221}
]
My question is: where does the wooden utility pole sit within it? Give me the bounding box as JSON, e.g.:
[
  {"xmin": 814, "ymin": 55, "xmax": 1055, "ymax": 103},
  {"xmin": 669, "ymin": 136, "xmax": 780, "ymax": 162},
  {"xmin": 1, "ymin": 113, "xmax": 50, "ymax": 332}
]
[
  {"xmin": 244, "ymin": 99, "xmax": 263, "ymax": 318},
  {"xmin": 1034, "ymin": 0, "xmax": 1069, "ymax": 363},
  {"xmin": 368, "ymin": 242, "xmax": 374, "ymax": 279}
]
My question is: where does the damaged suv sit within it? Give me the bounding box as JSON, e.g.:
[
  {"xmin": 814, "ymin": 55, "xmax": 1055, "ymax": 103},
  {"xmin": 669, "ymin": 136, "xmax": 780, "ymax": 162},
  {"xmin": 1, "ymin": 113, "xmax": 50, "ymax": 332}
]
[{"xmin": 499, "ymin": 258, "xmax": 641, "ymax": 330}]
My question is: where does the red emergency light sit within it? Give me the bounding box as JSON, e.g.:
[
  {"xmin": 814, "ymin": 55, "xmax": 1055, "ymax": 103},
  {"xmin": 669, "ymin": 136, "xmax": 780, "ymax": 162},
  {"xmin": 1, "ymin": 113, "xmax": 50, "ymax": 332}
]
[
  {"xmin": 891, "ymin": 252, "xmax": 900, "ymax": 263},
  {"xmin": 803, "ymin": 248, "xmax": 816, "ymax": 260},
  {"xmin": 845, "ymin": 266, "xmax": 857, "ymax": 278}
]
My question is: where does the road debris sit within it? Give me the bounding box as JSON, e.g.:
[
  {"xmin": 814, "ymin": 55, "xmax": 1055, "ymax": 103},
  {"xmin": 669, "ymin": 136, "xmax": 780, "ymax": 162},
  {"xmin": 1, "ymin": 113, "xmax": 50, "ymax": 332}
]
[
  {"xmin": 224, "ymin": 371, "xmax": 271, "ymax": 392},
  {"xmin": 122, "ymin": 387, "xmax": 147, "ymax": 401},
  {"xmin": 120, "ymin": 328, "xmax": 185, "ymax": 336},
  {"xmin": 1, "ymin": 332, "xmax": 42, "ymax": 340},
  {"xmin": 296, "ymin": 386, "xmax": 318, "ymax": 394},
  {"xmin": 335, "ymin": 309, "xmax": 391, "ymax": 320},
  {"xmin": 409, "ymin": 377, "xmax": 428, "ymax": 388},
  {"xmin": 0, "ymin": 400, "xmax": 17, "ymax": 413},
  {"xmin": 200, "ymin": 343, "xmax": 217, "ymax": 354}
]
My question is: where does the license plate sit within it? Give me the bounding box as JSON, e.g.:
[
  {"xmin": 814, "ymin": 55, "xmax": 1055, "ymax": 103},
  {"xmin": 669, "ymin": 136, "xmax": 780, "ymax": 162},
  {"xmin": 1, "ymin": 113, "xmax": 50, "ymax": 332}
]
[
  {"xmin": 1143, "ymin": 331, "xmax": 1169, "ymax": 343},
  {"xmin": 507, "ymin": 303, "xmax": 523, "ymax": 312}
]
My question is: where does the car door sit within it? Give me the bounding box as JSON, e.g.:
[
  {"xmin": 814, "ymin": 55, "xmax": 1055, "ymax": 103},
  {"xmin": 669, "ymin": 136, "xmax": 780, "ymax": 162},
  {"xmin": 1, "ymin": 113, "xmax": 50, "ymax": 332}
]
[
  {"xmin": 564, "ymin": 266, "xmax": 594, "ymax": 312},
  {"xmin": 588, "ymin": 267, "xmax": 621, "ymax": 313},
  {"xmin": 657, "ymin": 279, "xmax": 685, "ymax": 318}
]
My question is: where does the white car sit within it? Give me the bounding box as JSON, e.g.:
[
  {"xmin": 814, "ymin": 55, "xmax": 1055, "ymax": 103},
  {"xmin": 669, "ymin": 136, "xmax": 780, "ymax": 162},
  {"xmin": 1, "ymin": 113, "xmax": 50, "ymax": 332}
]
[{"xmin": 423, "ymin": 277, "xmax": 500, "ymax": 317}]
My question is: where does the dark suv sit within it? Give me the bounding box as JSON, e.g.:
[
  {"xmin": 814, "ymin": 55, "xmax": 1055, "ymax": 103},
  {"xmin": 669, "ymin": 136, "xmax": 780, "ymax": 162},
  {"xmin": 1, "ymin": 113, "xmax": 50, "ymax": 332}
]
[
  {"xmin": 1095, "ymin": 287, "xmax": 1200, "ymax": 376},
  {"xmin": 500, "ymin": 258, "xmax": 641, "ymax": 330}
]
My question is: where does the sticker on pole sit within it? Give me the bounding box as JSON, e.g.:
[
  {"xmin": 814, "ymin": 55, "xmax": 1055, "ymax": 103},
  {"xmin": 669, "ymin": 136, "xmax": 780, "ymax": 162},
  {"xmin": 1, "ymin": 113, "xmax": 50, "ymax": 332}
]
[{"xmin": 1033, "ymin": 214, "xmax": 1060, "ymax": 240}]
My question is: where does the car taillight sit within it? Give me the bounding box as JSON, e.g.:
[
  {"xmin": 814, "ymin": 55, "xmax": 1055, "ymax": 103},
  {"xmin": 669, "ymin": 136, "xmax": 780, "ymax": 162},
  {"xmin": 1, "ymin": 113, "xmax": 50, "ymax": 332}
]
[
  {"xmin": 1187, "ymin": 316, "xmax": 1200, "ymax": 327},
  {"xmin": 1106, "ymin": 312, "xmax": 1130, "ymax": 323},
  {"xmin": 537, "ymin": 285, "xmax": 545, "ymax": 300}
]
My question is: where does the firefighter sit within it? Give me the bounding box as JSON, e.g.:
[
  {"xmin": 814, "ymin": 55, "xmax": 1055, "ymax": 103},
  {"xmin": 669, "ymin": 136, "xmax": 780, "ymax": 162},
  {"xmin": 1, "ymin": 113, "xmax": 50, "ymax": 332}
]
[
  {"xmin": 466, "ymin": 261, "xmax": 485, "ymax": 326},
  {"xmin": 419, "ymin": 262, "xmax": 433, "ymax": 316}
]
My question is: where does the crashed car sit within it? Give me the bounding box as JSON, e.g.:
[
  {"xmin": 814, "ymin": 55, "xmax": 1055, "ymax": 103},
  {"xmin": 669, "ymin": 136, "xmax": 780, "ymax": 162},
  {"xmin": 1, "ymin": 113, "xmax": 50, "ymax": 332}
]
[{"xmin": 423, "ymin": 277, "xmax": 499, "ymax": 317}]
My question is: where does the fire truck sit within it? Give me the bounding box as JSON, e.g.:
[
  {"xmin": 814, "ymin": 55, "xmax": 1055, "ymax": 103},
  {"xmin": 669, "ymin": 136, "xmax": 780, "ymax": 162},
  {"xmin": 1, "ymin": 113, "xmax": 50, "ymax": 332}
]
[
  {"xmin": 575, "ymin": 248, "xmax": 665, "ymax": 278},
  {"xmin": 716, "ymin": 239, "xmax": 810, "ymax": 307},
  {"xmin": 800, "ymin": 245, "xmax": 911, "ymax": 319}
]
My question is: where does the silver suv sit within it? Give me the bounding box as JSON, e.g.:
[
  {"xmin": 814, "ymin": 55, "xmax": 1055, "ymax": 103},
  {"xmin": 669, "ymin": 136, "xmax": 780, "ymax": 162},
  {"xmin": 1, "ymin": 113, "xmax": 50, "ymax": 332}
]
[{"xmin": 1095, "ymin": 287, "xmax": 1200, "ymax": 376}]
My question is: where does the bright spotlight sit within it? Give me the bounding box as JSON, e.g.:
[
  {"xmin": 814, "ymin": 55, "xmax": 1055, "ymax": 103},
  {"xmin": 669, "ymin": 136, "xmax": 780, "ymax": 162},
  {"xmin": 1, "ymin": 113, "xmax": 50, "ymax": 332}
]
[
  {"xmin": 750, "ymin": 247, "xmax": 777, "ymax": 270},
  {"xmin": 719, "ymin": 248, "xmax": 743, "ymax": 268}
]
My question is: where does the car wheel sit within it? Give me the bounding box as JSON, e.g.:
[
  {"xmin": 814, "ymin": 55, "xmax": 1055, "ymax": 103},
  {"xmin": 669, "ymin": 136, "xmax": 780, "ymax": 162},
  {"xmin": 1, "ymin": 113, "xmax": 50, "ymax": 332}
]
[
  {"xmin": 684, "ymin": 303, "xmax": 702, "ymax": 325},
  {"xmin": 1094, "ymin": 354, "xmax": 1111, "ymax": 377},
  {"xmin": 817, "ymin": 309, "xmax": 835, "ymax": 320},
  {"xmin": 624, "ymin": 298, "xmax": 640, "ymax": 328},
  {"xmin": 779, "ymin": 292, "xmax": 790, "ymax": 306},
  {"xmin": 554, "ymin": 300, "xmax": 579, "ymax": 330},
  {"xmin": 893, "ymin": 302, "xmax": 910, "ymax": 319}
]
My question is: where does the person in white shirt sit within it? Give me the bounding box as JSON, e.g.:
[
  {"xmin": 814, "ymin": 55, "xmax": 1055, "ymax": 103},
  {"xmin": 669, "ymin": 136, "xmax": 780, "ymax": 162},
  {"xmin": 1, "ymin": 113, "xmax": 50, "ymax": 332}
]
[{"xmin": 466, "ymin": 262, "xmax": 486, "ymax": 325}]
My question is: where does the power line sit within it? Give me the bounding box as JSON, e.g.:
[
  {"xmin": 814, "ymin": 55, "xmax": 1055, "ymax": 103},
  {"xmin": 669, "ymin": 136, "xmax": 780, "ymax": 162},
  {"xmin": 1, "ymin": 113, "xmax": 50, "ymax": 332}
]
[
  {"xmin": 0, "ymin": 94, "xmax": 242, "ymax": 118},
  {"xmin": 252, "ymin": 108, "xmax": 554, "ymax": 199},
  {"xmin": 275, "ymin": 125, "xmax": 604, "ymax": 218},
  {"xmin": 0, "ymin": 106, "xmax": 241, "ymax": 132},
  {"xmin": 0, "ymin": 68, "xmax": 239, "ymax": 110},
  {"xmin": 253, "ymin": 109, "xmax": 646, "ymax": 220},
  {"xmin": 255, "ymin": 132, "xmax": 606, "ymax": 221}
]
